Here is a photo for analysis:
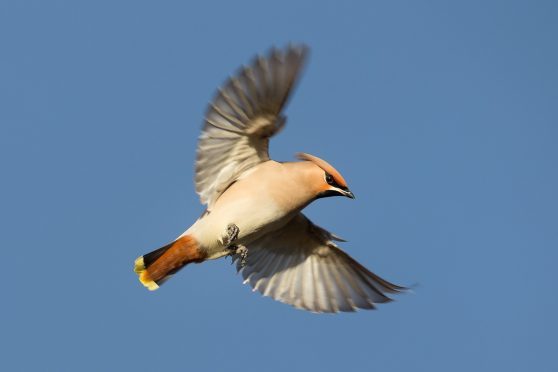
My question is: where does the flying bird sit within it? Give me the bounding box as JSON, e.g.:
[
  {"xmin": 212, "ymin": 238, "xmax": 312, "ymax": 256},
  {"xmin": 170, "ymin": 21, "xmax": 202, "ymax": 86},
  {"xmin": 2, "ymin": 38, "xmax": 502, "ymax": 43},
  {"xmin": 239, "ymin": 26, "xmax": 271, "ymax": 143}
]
[{"xmin": 134, "ymin": 45, "xmax": 406, "ymax": 313}]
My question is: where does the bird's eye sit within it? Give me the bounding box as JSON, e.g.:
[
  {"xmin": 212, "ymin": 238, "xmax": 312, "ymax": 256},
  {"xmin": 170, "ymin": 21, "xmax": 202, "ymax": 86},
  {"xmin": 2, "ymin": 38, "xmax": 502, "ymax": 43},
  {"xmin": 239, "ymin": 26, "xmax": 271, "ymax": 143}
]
[{"xmin": 325, "ymin": 173, "xmax": 334, "ymax": 185}]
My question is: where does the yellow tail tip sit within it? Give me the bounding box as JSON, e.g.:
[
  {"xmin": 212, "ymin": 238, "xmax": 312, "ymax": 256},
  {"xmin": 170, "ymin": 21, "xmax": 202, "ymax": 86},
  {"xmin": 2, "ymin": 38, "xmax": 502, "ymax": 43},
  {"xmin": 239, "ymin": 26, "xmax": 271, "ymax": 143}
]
[{"xmin": 134, "ymin": 256, "xmax": 159, "ymax": 291}]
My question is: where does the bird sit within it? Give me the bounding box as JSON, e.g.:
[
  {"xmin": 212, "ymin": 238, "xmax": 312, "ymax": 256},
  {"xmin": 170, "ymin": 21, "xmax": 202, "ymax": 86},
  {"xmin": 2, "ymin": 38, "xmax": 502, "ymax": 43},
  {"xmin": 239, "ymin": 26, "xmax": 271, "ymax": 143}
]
[{"xmin": 134, "ymin": 44, "xmax": 407, "ymax": 313}]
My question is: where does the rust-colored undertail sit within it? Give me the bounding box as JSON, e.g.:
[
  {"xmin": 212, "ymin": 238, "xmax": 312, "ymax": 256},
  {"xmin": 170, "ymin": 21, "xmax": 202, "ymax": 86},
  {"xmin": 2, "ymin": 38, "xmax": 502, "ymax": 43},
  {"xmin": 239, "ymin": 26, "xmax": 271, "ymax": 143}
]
[{"xmin": 134, "ymin": 235, "xmax": 206, "ymax": 290}]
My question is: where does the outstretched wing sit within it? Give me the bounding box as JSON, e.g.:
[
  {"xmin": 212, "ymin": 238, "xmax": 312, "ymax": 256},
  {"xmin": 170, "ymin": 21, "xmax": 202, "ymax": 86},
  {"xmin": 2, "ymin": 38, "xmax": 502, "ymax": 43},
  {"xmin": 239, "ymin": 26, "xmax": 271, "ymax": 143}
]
[
  {"xmin": 195, "ymin": 45, "xmax": 308, "ymax": 208},
  {"xmin": 233, "ymin": 214, "xmax": 407, "ymax": 313}
]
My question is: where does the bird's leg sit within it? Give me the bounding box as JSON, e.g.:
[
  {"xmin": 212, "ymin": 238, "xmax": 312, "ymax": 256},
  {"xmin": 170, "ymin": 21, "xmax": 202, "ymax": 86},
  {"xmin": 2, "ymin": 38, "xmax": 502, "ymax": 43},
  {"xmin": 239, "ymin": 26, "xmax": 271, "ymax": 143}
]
[
  {"xmin": 222, "ymin": 223, "xmax": 248, "ymax": 268},
  {"xmin": 222, "ymin": 223, "xmax": 240, "ymax": 247}
]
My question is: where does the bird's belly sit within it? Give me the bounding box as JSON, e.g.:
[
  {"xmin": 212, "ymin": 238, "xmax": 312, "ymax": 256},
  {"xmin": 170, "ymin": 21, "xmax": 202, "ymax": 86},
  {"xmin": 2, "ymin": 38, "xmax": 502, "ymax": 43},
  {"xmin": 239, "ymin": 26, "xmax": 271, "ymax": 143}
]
[{"xmin": 191, "ymin": 198, "xmax": 291, "ymax": 258}]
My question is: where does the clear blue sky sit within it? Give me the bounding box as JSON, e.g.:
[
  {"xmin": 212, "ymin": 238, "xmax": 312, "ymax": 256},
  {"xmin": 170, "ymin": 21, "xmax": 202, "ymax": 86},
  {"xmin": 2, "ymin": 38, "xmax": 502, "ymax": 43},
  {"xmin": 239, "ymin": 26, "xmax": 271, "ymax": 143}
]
[{"xmin": 1, "ymin": 1, "xmax": 557, "ymax": 371}]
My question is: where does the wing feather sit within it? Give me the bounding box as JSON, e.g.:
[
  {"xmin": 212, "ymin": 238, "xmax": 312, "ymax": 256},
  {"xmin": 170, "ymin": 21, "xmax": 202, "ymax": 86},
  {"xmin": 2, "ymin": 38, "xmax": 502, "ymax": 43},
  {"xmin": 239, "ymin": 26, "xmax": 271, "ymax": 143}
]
[
  {"xmin": 233, "ymin": 214, "xmax": 406, "ymax": 313},
  {"xmin": 195, "ymin": 45, "xmax": 308, "ymax": 208}
]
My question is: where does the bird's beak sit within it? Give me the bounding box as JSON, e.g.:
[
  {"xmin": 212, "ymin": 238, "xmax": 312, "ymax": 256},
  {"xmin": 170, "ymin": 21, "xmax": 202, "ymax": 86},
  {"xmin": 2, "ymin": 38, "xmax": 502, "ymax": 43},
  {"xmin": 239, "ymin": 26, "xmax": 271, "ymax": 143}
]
[
  {"xmin": 342, "ymin": 189, "xmax": 355, "ymax": 199},
  {"xmin": 317, "ymin": 188, "xmax": 356, "ymax": 200}
]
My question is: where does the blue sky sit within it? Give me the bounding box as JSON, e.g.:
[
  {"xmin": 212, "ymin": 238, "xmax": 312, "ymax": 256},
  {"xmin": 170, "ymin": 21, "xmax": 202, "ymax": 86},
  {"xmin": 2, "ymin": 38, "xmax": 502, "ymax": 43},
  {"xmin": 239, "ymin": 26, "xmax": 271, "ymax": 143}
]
[{"xmin": 1, "ymin": 1, "xmax": 557, "ymax": 371}]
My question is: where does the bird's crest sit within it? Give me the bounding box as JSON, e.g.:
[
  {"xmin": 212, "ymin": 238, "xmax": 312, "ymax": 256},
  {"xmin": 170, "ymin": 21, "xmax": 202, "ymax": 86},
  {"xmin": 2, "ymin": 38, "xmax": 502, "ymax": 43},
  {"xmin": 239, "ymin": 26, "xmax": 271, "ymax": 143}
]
[{"xmin": 296, "ymin": 152, "xmax": 348, "ymax": 188}]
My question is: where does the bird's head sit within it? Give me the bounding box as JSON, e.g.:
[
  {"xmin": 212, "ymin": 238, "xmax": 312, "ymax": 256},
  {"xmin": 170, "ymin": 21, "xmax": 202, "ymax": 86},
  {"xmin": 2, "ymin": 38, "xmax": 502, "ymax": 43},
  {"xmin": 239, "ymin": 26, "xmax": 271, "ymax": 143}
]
[{"xmin": 297, "ymin": 152, "xmax": 355, "ymax": 200}]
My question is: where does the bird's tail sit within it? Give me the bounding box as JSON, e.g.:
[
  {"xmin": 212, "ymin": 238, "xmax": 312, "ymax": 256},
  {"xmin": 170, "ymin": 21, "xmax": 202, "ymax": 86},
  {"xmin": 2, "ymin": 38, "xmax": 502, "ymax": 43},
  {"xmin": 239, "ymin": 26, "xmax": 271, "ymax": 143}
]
[{"xmin": 134, "ymin": 235, "xmax": 206, "ymax": 290}]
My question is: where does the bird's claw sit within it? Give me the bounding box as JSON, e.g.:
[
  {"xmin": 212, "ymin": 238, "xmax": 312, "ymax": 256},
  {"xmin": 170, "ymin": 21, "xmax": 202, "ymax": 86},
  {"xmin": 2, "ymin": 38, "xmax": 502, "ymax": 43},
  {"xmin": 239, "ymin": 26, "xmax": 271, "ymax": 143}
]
[
  {"xmin": 222, "ymin": 223, "xmax": 248, "ymax": 268},
  {"xmin": 222, "ymin": 223, "xmax": 239, "ymax": 247},
  {"xmin": 236, "ymin": 245, "xmax": 248, "ymax": 268}
]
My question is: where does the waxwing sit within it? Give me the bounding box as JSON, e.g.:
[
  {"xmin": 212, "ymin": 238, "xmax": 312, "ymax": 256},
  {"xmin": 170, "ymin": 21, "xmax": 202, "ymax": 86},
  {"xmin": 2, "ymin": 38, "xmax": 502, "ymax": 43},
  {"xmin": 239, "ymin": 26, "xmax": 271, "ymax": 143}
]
[{"xmin": 134, "ymin": 45, "xmax": 406, "ymax": 313}]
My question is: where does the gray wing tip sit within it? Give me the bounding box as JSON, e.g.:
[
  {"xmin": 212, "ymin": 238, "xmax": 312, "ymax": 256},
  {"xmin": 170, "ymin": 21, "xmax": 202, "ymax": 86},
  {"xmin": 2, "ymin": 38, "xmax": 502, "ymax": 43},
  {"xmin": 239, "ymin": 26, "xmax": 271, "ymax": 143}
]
[
  {"xmin": 203, "ymin": 43, "xmax": 310, "ymax": 124},
  {"xmin": 265, "ymin": 42, "xmax": 310, "ymax": 58},
  {"xmin": 257, "ymin": 43, "xmax": 310, "ymax": 76}
]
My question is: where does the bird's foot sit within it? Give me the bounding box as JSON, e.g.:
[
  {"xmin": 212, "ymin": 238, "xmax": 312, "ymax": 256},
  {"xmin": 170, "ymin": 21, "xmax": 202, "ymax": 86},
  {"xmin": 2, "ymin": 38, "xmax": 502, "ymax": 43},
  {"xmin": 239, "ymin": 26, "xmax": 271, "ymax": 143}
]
[
  {"xmin": 236, "ymin": 245, "xmax": 249, "ymax": 268},
  {"xmin": 225, "ymin": 244, "xmax": 249, "ymax": 268},
  {"xmin": 222, "ymin": 223, "xmax": 248, "ymax": 268},
  {"xmin": 222, "ymin": 223, "xmax": 240, "ymax": 247}
]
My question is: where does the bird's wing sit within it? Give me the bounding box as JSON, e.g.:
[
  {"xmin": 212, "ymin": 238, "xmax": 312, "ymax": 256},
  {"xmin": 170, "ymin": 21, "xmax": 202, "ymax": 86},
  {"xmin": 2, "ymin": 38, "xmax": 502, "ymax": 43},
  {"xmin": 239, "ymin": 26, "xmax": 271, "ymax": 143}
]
[
  {"xmin": 232, "ymin": 213, "xmax": 407, "ymax": 313},
  {"xmin": 195, "ymin": 45, "xmax": 308, "ymax": 208}
]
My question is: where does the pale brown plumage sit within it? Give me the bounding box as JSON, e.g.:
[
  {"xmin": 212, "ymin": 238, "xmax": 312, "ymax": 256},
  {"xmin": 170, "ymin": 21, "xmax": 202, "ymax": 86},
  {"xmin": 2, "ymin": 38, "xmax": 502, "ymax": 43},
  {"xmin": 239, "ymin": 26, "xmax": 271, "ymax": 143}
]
[{"xmin": 134, "ymin": 45, "xmax": 407, "ymax": 313}]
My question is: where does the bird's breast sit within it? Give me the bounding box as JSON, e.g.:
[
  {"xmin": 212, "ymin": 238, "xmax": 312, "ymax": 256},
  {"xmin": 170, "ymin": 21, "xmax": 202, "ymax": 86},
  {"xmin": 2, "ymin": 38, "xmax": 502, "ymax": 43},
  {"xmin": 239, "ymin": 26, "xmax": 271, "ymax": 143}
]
[{"xmin": 187, "ymin": 161, "xmax": 314, "ymax": 258}]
